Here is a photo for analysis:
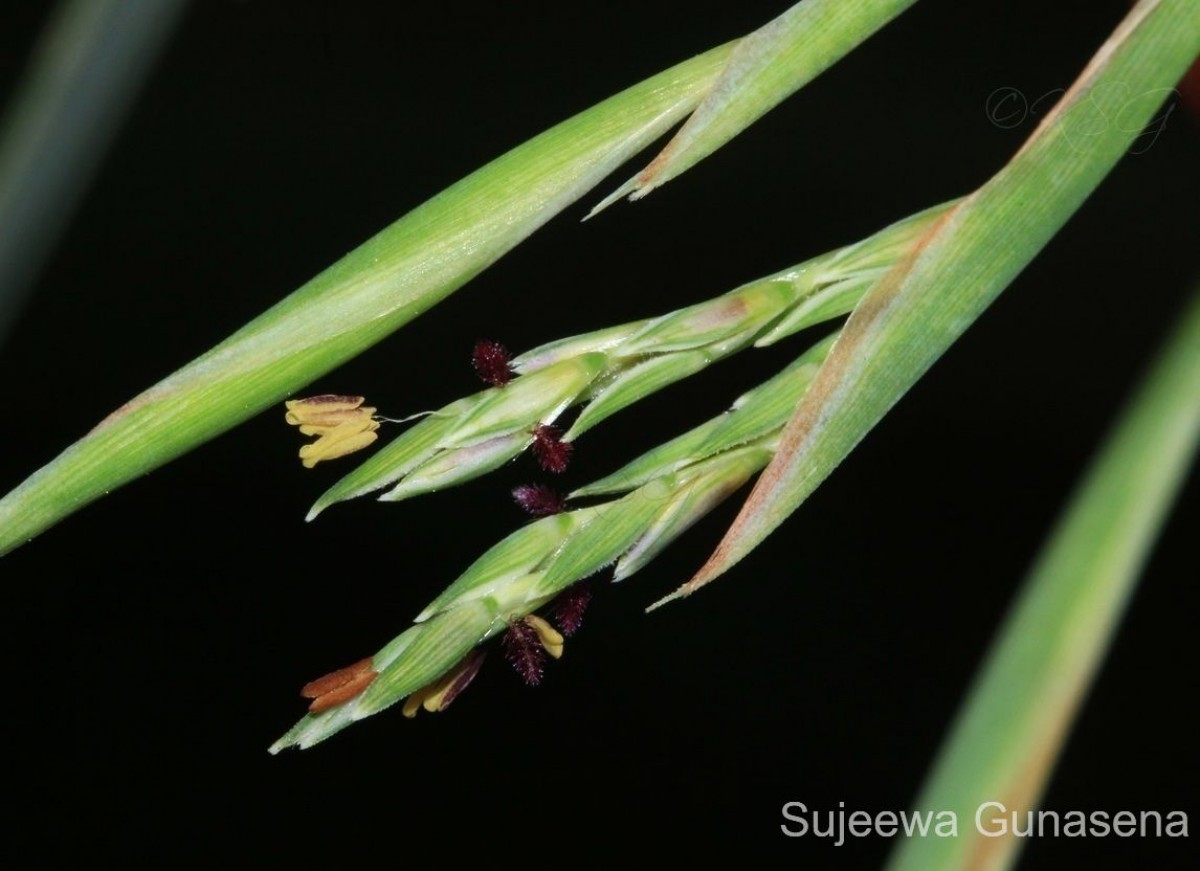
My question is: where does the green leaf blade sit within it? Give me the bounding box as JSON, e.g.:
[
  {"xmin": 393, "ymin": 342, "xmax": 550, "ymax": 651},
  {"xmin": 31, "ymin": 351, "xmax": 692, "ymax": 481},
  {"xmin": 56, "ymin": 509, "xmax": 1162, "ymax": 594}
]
[
  {"xmin": 591, "ymin": 0, "xmax": 920, "ymax": 210},
  {"xmin": 0, "ymin": 41, "xmax": 738, "ymax": 556},
  {"xmin": 676, "ymin": 0, "xmax": 1200, "ymax": 601},
  {"xmin": 886, "ymin": 283, "xmax": 1200, "ymax": 871}
]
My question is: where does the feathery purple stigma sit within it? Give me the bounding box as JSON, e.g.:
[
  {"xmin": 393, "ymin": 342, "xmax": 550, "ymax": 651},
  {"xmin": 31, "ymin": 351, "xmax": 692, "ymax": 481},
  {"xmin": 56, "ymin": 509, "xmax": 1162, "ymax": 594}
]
[
  {"xmin": 512, "ymin": 483, "xmax": 567, "ymax": 516},
  {"xmin": 472, "ymin": 339, "xmax": 513, "ymax": 387},
  {"xmin": 531, "ymin": 424, "xmax": 573, "ymax": 473},
  {"xmin": 552, "ymin": 582, "xmax": 591, "ymax": 637},
  {"xmin": 503, "ymin": 619, "xmax": 546, "ymax": 686}
]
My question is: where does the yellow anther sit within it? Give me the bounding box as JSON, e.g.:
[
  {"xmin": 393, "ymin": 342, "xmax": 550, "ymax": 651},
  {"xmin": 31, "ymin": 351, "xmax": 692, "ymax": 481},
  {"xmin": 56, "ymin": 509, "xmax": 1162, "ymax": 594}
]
[
  {"xmin": 525, "ymin": 614, "xmax": 564, "ymax": 659},
  {"xmin": 401, "ymin": 651, "xmax": 486, "ymax": 718},
  {"xmin": 285, "ymin": 394, "xmax": 370, "ymax": 426},
  {"xmin": 421, "ymin": 678, "xmax": 460, "ymax": 713},
  {"xmin": 298, "ymin": 418, "xmax": 380, "ymax": 468},
  {"xmin": 402, "ymin": 689, "xmax": 428, "ymax": 719},
  {"xmin": 286, "ymin": 394, "xmax": 380, "ymax": 467}
]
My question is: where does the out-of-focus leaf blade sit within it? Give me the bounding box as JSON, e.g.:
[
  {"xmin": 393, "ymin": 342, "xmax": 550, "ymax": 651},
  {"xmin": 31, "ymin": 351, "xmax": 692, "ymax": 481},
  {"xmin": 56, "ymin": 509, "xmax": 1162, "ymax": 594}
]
[
  {"xmin": 886, "ymin": 284, "xmax": 1200, "ymax": 871},
  {"xmin": 0, "ymin": 0, "xmax": 187, "ymax": 341}
]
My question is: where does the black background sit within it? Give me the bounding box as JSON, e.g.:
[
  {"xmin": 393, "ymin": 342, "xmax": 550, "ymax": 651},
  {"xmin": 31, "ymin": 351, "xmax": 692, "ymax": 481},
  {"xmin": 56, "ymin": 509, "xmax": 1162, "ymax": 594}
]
[{"xmin": 1, "ymin": 0, "xmax": 1196, "ymax": 865}]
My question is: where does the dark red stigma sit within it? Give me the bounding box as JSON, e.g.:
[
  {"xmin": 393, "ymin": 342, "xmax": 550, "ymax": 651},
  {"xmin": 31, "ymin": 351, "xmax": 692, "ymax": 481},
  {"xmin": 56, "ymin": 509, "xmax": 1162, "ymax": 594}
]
[
  {"xmin": 502, "ymin": 619, "xmax": 546, "ymax": 686},
  {"xmin": 531, "ymin": 424, "xmax": 573, "ymax": 473},
  {"xmin": 552, "ymin": 582, "xmax": 591, "ymax": 637},
  {"xmin": 472, "ymin": 339, "xmax": 514, "ymax": 387},
  {"xmin": 512, "ymin": 484, "xmax": 568, "ymax": 517}
]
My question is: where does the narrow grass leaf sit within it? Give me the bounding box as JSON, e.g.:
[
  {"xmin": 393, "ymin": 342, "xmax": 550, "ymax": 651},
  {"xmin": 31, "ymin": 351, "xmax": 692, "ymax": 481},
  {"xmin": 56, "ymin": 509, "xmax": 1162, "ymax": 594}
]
[
  {"xmin": 590, "ymin": 0, "xmax": 920, "ymax": 212},
  {"xmin": 674, "ymin": 0, "xmax": 1200, "ymax": 603},
  {"xmin": 886, "ymin": 284, "xmax": 1200, "ymax": 871},
  {"xmin": 0, "ymin": 41, "xmax": 738, "ymax": 556}
]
